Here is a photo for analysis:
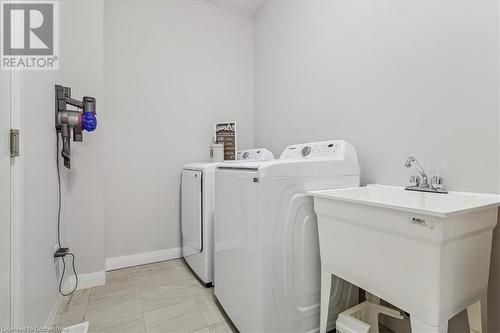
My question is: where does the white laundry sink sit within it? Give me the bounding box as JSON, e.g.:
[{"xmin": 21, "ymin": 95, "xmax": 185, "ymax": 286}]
[{"xmin": 308, "ymin": 184, "xmax": 500, "ymax": 333}]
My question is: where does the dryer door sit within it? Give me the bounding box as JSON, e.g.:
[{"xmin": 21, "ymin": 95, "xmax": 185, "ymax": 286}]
[{"xmin": 181, "ymin": 169, "xmax": 203, "ymax": 257}]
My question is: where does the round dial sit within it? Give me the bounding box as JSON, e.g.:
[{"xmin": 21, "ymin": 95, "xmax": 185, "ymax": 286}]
[
  {"xmin": 242, "ymin": 152, "xmax": 250, "ymax": 159},
  {"xmin": 301, "ymin": 146, "xmax": 311, "ymax": 156}
]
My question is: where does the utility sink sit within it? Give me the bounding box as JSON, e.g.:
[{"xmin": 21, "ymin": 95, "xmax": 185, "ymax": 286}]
[
  {"xmin": 310, "ymin": 184, "xmax": 500, "ymax": 218},
  {"xmin": 308, "ymin": 184, "xmax": 500, "ymax": 333}
]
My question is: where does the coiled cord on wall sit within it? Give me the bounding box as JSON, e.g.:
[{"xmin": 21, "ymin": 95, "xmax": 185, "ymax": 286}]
[
  {"xmin": 56, "ymin": 134, "xmax": 79, "ymax": 296},
  {"xmin": 58, "ymin": 253, "xmax": 78, "ymax": 296}
]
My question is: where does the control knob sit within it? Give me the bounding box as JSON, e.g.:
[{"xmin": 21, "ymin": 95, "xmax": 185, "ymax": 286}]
[{"xmin": 301, "ymin": 146, "xmax": 311, "ymax": 156}]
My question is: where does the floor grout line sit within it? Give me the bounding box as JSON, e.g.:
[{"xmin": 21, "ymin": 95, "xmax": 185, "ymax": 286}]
[
  {"xmin": 83, "ymin": 288, "xmax": 90, "ymax": 322},
  {"xmin": 140, "ymin": 279, "xmax": 147, "ymax": 333},
  {"xmin": 53, "ymin": 259, "xmax": 232, "ymax": 333}
]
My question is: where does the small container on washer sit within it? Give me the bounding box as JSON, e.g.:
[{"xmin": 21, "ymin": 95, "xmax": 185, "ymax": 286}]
[{"xmin": 210, "ymin": 143, "xmax": 224, "ymax": 162}]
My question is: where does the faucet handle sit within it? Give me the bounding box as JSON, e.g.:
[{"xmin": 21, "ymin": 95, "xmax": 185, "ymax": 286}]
[
  {"xmin": 431, "ymin": 176, "xmax": 444, "ymax": 190},
  {"xmin": 409, "ymin": 175, "xmax": 420, "ymax": 187}
]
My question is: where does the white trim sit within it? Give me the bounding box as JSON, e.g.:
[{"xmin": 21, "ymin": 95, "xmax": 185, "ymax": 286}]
[
  {"xmin": 44, "ymin": 295, "xmax": 65, "ymax": 329},
  {"xmin": 64, "ymin": 271, "xmax": 105, "ymax": 291},
  {"xmin": 10, "ymin": 59, "xmax": 23, "ymax": 327},
  {"xmin": 105, "ymin": 248, "xmax": 182, "ymax": 271}
]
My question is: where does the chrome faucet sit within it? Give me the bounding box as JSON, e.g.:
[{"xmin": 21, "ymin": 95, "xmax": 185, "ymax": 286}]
[
  {"xmin": 405, "ymin": 156, "xmax": 429, "ymax": 187},
  {"xmin": 404, "ymin": 156, "xmax": 447, "ymax": 194}
]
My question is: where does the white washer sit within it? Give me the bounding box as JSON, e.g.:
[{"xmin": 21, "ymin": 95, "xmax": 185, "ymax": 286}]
[
  {"xmin": 214, "ymin": 140, "xmax": 360, "ymax": 332},
  {"xmin": 182, "ymin": 148, "xmax": 274, "ymax": 286}
]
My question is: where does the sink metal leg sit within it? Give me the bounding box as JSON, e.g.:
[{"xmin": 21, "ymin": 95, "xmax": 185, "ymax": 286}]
[
  {"xmin": 410, "ymin": 316, "xmax": 448, "ymax": 333},
  {"xmin": 467, "ymin": 295, "xmax": 487, "ymax": 333},
  {"xmin": 320, "ymin": 270, "xmax": 332, "ymax": 333}
]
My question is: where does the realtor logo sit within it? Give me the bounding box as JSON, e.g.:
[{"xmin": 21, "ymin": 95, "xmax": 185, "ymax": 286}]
[{"xmin": 1, "ymin": 1, "xmax": 59, "ymax": 70}]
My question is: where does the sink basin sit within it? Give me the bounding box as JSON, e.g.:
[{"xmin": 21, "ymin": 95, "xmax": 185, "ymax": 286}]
[
  {"xmin": 309, "ymin": 184, "xmax": 500, "ymax": 218},
  {"xmin": 309, "ymin": 184, "xmax": 500, "ymax": 333}
]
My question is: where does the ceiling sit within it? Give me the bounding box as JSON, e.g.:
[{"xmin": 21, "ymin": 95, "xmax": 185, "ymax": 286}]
[{"xmin": 210, "ymin": 0, "xmax": 266, "ymax": 14}]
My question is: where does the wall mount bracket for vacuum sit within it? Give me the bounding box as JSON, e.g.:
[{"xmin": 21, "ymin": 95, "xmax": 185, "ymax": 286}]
[{"xmin": 55, "ymin": 85, "xmax": 97, "ymax": 168}]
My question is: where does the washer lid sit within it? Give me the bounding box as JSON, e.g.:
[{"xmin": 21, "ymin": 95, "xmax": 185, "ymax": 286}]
[
  {"xmin": 185, "ymin": 148, "xmax": 275, "ymax": 173},
  {"xmin": 183, "ymin": 162, "xmax": 221, "ymax": 173},
  {"xmin": 217, "ymin": 161, "xmax": 271, "ymax": 171}
]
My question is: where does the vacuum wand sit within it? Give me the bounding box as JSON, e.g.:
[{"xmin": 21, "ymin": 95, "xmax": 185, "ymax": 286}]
[{"xmin": 55, "ymin": 85, "xmax": 97, "ymax": 168}]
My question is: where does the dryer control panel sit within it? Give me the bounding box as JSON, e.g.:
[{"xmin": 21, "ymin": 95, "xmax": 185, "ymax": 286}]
[
  {"xmin": 279, "ymin": 140, "xmax": 345, "ymax": 160},
  {"xmin": 237, "ymin": 148, "xmax": 275, "ymax": 161}
]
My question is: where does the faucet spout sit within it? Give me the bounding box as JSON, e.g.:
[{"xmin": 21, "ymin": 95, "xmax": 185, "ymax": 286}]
[{"xmin": 405, "ymin": 156, "xmax": 428, "ymax": 186}]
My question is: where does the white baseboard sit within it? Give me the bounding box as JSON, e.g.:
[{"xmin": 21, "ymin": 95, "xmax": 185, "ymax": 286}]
[
  {"xmin": 46, "ymin": 272, "xmax": 104, "ymax": 328},
  {"xmin": 105, "ymin": 248, "xmax": 182, "ymax": 271},
  {"xmin": 65, "ymin": 270, "xmax": 106, "ymax": 291},
  {"xmin": 45, "ymin": 294, "xmax": 65, "ymax": 328}
]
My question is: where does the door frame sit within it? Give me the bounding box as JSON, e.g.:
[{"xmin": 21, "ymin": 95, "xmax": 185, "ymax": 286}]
[{"xmin": 9, "ymin": 68, "xmax": 22, "ymax": 327}]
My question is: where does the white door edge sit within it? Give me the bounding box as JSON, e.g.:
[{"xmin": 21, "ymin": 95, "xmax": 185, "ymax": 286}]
[{"xmin": 10, "ymin": 68, "xmax": 23, "ymax": 327}]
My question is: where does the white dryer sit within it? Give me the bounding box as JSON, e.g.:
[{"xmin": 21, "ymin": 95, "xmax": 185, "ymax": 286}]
[
  {"xmin": 181, "ymin": 148, "xmax": 274, "ymax": 286},
  {"xmin": 214, "ymin": 140, "xmax": 360, "ymax": 332}
]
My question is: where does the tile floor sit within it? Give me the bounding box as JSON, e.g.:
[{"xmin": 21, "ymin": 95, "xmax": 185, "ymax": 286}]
[{"xmin": 55, "ymin": 259, "xmax": 234, "ymax": 333}]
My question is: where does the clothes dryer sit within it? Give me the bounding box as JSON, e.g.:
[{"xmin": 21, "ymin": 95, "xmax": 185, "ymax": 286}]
[{"xmin": 182, "ymin": 148, "xmax": 274, "ymax": 286}]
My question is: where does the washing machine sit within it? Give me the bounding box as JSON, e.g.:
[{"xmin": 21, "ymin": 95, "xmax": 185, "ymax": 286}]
[
  {"xmin": 214, "ymin": 140, "xmax": 360, "ymax": 332},
  {"xmin": 181, "ymin": 148, "xmax": 274, "ymax": 286}
]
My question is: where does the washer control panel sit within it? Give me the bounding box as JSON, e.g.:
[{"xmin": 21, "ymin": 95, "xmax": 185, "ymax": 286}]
[
  {"xmin": 301, "ymin": 146, "xmax": 312, "ymax": 157},
  {"xmin": 280, "ymin": 140, "xmax": 344, "ymax": 160},
  {"xmin": 237, "ymin": 148, "xmax": 275, "ymax": 161}
]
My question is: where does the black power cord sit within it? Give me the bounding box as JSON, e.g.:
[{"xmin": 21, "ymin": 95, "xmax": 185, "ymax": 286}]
[
  {"xmin": 58, "ymin": 253, "xmax": 78, "ymax": 296},
  {"xmin": 55, "ymin": 134, "xmax": 78, "ymax": 296}
]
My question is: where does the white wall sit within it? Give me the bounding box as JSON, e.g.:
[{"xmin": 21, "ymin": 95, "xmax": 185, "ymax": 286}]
[
  {"xmin": 254, "ymin": 0, "xmax": 499, "ymax": 193},
  {"xmin": 18, "ymin": 69, "xmax": 59, "ymax": 327},
  {"xmin": 253, "ymin": 1, "xmax": 499, "ymax": 331},
  {"xmin": 103, "ymin": 1, "xmax": 254, "ymax": 260},
  {"xmin": 59, "ymin": 0, "xmax": 105, "ymax": 280},
  {"xmin": 17, "ymin": 0, "xmax": 104, "ymax": 326}
]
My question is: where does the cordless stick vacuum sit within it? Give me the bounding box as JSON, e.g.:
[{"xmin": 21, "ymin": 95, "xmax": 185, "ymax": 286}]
[
  {"xmin": 54, "ymin": 85, "xmax": 97, "ymax": 295},
  {"xmin": 55, "ymin": 84, "xmax": 97, "ymax": 168}
]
